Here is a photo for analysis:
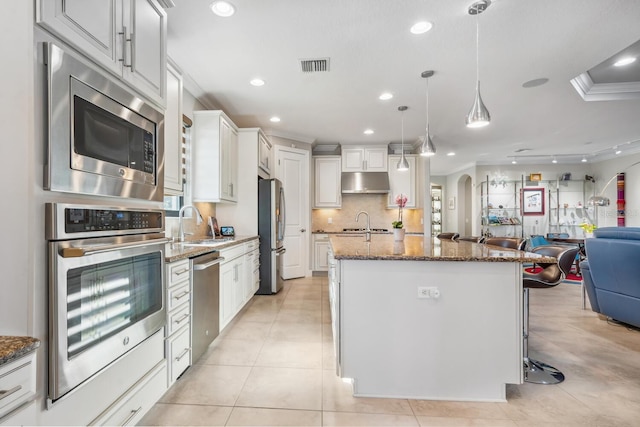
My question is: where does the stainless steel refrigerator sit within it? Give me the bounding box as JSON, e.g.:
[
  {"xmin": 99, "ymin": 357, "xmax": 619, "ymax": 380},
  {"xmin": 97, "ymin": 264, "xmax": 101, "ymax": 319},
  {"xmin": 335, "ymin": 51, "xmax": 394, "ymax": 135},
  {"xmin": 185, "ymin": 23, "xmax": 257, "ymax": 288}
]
[{"xmin": 257, "ymin": 178, "xmax": 286, "ymax": 294}]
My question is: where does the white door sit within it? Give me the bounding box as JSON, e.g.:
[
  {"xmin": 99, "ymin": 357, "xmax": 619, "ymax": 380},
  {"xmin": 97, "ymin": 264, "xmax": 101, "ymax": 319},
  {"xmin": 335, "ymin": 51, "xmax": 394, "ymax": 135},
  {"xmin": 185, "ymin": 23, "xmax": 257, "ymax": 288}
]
[{"xmin": 275, "ymin": 146, "xmax": 309, "ymax": 279}]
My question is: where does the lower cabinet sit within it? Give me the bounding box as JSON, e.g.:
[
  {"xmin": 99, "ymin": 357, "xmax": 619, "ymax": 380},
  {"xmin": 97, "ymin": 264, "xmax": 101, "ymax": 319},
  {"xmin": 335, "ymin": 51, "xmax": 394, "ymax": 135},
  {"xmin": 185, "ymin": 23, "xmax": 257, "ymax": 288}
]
[
  {"xmin": 313, "ymin": 234, "xmax": 330, "ymax": 272},
  {"xmin": 219, "ymin": 239, "xmax": 259, "ymax": 331},
  {"xmin": 165, "ymin": 259, "xmax": 191, "ymax": 388},
  {"xmin": 0, "ymin": 351, "xmax": 37, "ymax": 426},
  {"xmin": 90, "ymin": 362, "xmax": 167, "ymax": 426}
]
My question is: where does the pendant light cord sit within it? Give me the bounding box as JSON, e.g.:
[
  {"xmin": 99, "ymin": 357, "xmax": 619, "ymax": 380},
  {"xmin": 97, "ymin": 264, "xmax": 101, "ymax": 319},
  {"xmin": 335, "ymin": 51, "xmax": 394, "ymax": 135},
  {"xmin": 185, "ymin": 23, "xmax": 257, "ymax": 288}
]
[
  {"xmin": 401, "ymin": 110, "xmax": 405, "ymax": 150},
  {"xmin": 475, "ymin": 7, "xmax": 480, "ymax": 86},
  {"xmin": 426, "ymin": 77, "xmax": 430, "ymax": 134}
]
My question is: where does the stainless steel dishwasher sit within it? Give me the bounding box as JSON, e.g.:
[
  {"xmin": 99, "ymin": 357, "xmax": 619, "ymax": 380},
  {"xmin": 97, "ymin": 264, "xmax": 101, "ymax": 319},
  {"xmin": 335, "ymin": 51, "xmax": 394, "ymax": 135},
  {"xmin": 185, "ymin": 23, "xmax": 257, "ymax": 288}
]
[{"xmin": 191, "ymin": 251, "xmax": 224, "ymax": 363}]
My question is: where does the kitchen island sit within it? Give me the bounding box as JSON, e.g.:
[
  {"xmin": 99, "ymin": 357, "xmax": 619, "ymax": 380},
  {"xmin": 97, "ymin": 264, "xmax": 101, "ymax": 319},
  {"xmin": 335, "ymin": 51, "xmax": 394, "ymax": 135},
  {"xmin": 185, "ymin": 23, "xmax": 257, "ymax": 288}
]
[{"xmin": 328, "ymin": 234, "xmax": 555, "ymax": 402}]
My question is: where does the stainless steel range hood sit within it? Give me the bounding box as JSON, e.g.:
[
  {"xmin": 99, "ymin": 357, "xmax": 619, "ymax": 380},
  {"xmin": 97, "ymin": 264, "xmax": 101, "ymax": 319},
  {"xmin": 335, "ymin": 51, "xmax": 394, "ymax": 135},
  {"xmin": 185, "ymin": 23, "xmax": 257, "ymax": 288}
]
[{"xmin": 341, "ymin": 172, "xmax": 390, "ymax": 194}]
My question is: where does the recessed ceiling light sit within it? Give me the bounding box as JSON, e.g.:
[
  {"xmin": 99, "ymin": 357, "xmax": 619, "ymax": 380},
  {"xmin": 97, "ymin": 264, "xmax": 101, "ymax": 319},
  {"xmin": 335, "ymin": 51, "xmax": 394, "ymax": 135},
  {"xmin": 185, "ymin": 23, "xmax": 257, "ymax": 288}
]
[
  {"xmin": 410, "ymin": 21, "xmax": 433, "ymax": 35},
  {"xmin": 379, "ymin": 92, "xmax": 393, "ymax": 101},
  {"xmin": 552, "ymin": 157, "xmax": 558, "ymax": 164},
  {"xmin": 511, "ymin": 159, "xmax": 517, "ymax": 164},
  {"xmin": 250, "ymin": 78, "xmax": 265, "ymax": 86},
  {"xmin": 270, "ymin": 116, "xmax": 281, "ymax": 123},
  {"xmin": 616, "ymin": 149, "xmax": 622, "ymax": 155},
  {"xmin": 363, "ymin": 129, "xmax": 374, "ymax": 135},
  {"xmin": 614, "ymin": 57, "xmax": 636, "ymax": 67},
  {"xmin": 581, "ymin": 156, "xmax": 588, "ymax": 163},
  {"xmin": 447, "ymin": 152, "xmax": 455, "ymax": 156},
  {"xmin": 210, "ymin": 1, "xmax": 235, "ymax": 17}
]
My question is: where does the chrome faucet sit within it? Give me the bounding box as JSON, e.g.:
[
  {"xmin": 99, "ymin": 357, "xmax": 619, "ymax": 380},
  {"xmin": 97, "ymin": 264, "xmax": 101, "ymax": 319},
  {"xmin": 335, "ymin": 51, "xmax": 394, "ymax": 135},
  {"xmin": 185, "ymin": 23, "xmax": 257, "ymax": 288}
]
[
  {"xmin": 178, "ymin": 205, "xmax": 203, "ymax": 242},
  {"xmin": 355, "ymin": 210, "xmax": 371, "ymax": 242}
]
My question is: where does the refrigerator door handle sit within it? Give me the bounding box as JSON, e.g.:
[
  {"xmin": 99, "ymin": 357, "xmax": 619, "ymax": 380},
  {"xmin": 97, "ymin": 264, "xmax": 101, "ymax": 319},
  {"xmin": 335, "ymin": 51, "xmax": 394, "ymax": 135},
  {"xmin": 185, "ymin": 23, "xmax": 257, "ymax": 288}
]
[{"xmin": 278, "ymin": 186, "xmax": 286, "ymax": 242}]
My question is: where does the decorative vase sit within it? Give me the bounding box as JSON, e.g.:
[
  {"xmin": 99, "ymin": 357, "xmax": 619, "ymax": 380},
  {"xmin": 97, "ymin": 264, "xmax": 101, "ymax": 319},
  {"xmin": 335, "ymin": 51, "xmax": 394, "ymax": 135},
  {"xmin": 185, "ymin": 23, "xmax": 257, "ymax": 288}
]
[
  {"xmin": 393, "ymin": 228, "xmax": 405, "ymax": 241},
  {"xmin": 585, "ymin": 231, "xmax": 593, "ymax": 239}
]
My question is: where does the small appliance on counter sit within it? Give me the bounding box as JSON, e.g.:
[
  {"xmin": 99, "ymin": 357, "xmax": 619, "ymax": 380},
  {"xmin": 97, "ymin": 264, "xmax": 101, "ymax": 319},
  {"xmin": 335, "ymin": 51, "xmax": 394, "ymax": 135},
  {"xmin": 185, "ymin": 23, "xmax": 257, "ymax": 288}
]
[{"xmin": 220, "ymin": 226, "xmax": 235, "ymax": 237}]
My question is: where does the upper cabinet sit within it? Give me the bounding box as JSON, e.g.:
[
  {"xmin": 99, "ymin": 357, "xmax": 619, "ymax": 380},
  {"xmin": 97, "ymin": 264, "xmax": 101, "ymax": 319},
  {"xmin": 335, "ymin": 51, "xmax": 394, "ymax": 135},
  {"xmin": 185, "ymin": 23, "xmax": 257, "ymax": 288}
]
[
  {"xmin": 192, "ymin": 111, "xmax": 239, "ymax": 203},
  {"xmin": 341, "ymin": 146, "xmax": 387, "ymax": 172},
  {"xmin": 387, "ymin": 155, "xmax": 417, "ymax": 208},
  {"xmin": 314, "ymin": 156, "xmax": 342, "ymax": 208},
  {"xmin": 37, "ymin": 0, "xmax": 167, "ymax": 107},
  {"xmin": 258, "ymin": 132, "xmax": 272, "ymax": 178},
  {"xmin": 164, "ymin": 61, "xmax": 183, "ymax": 194}
]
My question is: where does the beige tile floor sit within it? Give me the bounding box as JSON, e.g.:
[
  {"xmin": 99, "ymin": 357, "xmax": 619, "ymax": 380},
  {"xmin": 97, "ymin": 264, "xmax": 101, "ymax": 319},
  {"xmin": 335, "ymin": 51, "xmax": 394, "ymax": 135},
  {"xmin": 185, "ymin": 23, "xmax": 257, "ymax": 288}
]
[{"xmin": 140, "ymin": 276, "xmax": 640, "ymax": 426}]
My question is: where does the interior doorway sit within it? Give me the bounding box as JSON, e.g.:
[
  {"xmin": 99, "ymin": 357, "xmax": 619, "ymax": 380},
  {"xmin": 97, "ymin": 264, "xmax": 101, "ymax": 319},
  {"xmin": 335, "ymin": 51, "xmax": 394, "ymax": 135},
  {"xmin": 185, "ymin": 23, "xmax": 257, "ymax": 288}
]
[{"xmin": 457, "ymin": 174, "xmax": 473, "ymax": 236}]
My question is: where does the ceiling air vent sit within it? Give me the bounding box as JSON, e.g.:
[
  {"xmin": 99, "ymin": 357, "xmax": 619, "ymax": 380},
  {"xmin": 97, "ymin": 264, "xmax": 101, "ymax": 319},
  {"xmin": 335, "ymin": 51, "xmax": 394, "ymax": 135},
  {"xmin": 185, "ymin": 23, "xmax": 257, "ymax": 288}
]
[{"xmin": 299, "ymin": 58, "xmax": 330, "ymax": 73}]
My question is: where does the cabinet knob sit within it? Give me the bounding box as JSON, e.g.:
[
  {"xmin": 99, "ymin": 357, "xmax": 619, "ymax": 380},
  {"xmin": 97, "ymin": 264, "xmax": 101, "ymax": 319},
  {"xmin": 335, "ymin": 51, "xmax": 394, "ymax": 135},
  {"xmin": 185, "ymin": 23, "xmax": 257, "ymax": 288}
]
[{"xmin": 300, "ymin": 228, "xmax": 306, "ymax": 232}]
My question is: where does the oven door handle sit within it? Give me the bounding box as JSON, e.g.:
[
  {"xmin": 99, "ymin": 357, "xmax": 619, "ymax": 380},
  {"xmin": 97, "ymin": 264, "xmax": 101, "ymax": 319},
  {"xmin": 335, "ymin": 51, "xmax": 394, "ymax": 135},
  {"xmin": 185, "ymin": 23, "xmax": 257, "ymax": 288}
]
[{"xmin": 60, "ymin": 237, "xmax": 171, "ymax": 258}]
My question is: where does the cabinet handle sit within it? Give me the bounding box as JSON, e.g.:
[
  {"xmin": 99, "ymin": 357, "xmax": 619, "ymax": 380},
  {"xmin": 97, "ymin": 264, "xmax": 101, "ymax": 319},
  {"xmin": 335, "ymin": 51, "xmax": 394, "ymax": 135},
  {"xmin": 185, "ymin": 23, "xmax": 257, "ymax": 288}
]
[
  {"xmin": 174, "ymin": 313, "xmax": 190, "ymax": 325},
  {"xmin": 230, "ymin": 183, "xmax": 234, "ymax": 197},
  {"xmin": 119, "ymin": 406, "xmax": 142, "ymax": 426},
  {"xmin": 173, "ymin": 290, "xmax": 189, "ymax": 301},
  {"xmin": 0, "ymin": 385, "xmax": 21, "ymax": 401},
  {"xmin": 174, "ymin": 268, "xmax": 189, "ymax": 276},
  {"xmin": 175, "ymin": 348, "xmax": 189, "ymax": 362},
  {"xmin": 129, "ymin": 31, "xmax": 136, "ymax": 72},
  {"xmin": 119, "ymin": 26, "xmax": 132, "ymax": 68}
]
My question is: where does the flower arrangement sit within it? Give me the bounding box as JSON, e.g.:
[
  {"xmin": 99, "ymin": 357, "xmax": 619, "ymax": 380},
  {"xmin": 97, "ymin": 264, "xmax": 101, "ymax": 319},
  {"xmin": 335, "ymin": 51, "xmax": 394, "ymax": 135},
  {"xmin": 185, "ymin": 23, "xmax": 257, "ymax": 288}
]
[
  {"xmin": 579, "ymin": 223, "xmax": 597, "ymax": 233},
  {"xmin": 392, "ymin": 194, "xmax": 408, "ymax": 229}
]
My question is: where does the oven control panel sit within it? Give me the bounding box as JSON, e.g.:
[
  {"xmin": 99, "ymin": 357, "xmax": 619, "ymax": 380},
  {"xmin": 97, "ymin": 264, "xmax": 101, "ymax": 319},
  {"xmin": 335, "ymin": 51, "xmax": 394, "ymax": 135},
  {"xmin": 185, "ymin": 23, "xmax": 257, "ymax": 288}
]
[{"xmin": 65, "ymin": 207, "xmax": 163, "ymax": 233}]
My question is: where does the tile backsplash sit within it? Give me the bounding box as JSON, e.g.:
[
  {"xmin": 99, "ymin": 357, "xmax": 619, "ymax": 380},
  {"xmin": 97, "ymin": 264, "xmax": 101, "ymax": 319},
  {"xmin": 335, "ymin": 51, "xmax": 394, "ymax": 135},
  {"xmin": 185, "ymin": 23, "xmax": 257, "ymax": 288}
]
[
  {"xmin": 311, "ymin": 194, "xmax": 423, "ymax": 233},
  {"xmin": 165, "ymin": 202, "xmax": 217, "ymax": 239}
]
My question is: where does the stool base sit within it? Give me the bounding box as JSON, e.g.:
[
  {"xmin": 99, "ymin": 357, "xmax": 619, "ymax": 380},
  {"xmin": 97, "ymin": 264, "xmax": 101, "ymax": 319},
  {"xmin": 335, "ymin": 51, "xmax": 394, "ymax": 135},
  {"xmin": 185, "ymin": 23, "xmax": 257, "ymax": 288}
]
[{"xmin": 524, "ymin": 357, "xmax": 565, "ymax": 384}]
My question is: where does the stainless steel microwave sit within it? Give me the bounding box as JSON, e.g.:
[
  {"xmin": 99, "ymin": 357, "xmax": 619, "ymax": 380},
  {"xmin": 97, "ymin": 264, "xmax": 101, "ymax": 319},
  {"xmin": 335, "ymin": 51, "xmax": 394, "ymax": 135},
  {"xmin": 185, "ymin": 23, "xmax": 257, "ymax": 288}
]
[{"xmin": 44, "ymin": 42, "xmax": 164, "ymax": 201}]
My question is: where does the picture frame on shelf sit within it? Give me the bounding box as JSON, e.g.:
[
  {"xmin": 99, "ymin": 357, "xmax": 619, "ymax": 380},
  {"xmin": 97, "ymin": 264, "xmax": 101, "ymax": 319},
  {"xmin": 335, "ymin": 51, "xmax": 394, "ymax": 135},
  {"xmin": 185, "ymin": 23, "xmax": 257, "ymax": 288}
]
[
  {"xmin": 522, "ymin": 187, "xmax": 545, "ymax": 215},
  {"xmin": 529, "ymin": 173, "xmax": 542, "ymax": 181}
]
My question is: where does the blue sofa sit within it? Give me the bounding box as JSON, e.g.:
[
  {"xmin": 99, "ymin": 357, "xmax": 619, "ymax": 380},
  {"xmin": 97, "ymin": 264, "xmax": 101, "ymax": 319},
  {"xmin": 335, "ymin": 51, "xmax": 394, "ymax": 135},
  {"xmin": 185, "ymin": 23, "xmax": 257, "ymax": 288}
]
[{"xmin": 580, "ymin": 227, "xmax": 640, "ymax": 328}]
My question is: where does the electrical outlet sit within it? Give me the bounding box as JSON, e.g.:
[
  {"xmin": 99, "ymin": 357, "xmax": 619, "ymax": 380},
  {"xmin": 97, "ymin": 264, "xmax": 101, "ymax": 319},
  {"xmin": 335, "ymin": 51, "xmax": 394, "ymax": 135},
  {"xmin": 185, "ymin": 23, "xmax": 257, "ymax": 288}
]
[
  {"xmin": 418, "ymin": 286, "xmax": 441, "ymax": 299},
  {"xmin": 328, "ymin": 217, "xmax": 333, "ymax": 224}
]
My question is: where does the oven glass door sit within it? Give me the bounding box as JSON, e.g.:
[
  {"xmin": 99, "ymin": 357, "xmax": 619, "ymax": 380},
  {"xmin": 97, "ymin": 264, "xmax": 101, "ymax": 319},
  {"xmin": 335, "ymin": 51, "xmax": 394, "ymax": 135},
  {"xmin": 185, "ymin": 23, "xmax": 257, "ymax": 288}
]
[
  {"xmin": 66, "ymin": 252, "xmax": 162, "ymax": 358},
  {"xmin": 49, "ymin": 237, "xmax": 166, "ymax": 400}
]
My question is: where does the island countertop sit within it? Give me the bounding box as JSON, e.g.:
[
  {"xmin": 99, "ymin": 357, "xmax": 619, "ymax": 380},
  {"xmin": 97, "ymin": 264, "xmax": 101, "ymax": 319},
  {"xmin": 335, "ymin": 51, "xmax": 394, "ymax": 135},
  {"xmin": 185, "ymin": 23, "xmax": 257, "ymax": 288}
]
[{"xmin": 330, "ymin": 234, "xmax": 554, "ymax": 263}]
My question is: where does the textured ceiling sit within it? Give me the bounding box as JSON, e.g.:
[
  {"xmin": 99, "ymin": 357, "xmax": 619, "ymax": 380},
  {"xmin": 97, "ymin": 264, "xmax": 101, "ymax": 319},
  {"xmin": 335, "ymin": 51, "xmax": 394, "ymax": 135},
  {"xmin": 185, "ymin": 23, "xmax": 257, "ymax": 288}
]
[{"xmin": 166, "ymin": 0, "xmax": 640, "ymax": 174}]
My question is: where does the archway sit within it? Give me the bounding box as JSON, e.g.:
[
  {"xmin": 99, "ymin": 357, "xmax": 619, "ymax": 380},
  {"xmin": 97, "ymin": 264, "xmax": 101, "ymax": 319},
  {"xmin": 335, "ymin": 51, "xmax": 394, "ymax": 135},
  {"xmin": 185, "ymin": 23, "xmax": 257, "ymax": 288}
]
[{"xmin": 457, "ymin": 174, "xmax": 473, "ymax": 236}]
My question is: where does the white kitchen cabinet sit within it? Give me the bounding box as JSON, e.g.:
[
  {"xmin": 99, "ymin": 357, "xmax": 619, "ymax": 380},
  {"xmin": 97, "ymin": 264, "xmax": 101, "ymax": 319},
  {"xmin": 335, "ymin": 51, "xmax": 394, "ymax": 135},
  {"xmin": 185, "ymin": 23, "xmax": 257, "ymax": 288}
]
[
  {"xmin": 313, "ymin": 234, "xmax": 330, "ymax": 272},
  {"xmin": 37, "ymin": 0, "xmax": 167, "ymax": 106},
  {"xmin": 219, "ymin": 239, "xmax": 259, "ymax": 330},
  {"xmin": 341, "ymin": 146, "xmax": 388, "ymax": 172},
  {"xmin": 193, "ymin": 111, "xmax": 239, "ymax": 203},
  {"xmin": 387, "ymin": 154, "xmax": 417, "ymax": 208},
  {"xmin": 164, "ymin": 61, "xmax": 184, "ymax": 194},
  {"xmin": 164, "ymin": 259, "xmax": 191, "ymax": 387},
  {"xmin": 327, "ymin": 247, "xmax": 341, "ymax": 375},
  {"xmin": 313, "ymin": 156, "xmax": 342, "ymax": 208},
  {"xmin": 0, "ymin": 351, "xmax": 37, "ymax": 426},
  {"xmin": 258, "ymin": 132, "xmax": 272, "ymax": 177}
]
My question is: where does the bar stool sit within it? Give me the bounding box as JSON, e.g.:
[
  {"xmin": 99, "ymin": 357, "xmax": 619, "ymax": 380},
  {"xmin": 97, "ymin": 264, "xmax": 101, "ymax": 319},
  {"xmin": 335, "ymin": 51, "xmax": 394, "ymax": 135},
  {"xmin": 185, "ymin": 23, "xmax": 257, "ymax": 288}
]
[
  {"xmin": 522, "ymin": 245, "xmax": 579, "ymax": 384},
  {"xmin": 483, "ymin": 237, "xmax": 526, "ymax": 250},
  {"xmin": 437, "ymin": 232, "xmax": 459, "ymax": 240}
]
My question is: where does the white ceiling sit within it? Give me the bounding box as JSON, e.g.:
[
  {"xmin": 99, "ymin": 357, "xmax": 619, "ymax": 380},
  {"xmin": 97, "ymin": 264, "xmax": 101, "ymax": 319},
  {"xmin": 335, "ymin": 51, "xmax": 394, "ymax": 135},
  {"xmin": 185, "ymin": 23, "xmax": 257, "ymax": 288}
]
[{"xmin": 165, "ymin": 0, "xmax": 640, "ymax": 175}]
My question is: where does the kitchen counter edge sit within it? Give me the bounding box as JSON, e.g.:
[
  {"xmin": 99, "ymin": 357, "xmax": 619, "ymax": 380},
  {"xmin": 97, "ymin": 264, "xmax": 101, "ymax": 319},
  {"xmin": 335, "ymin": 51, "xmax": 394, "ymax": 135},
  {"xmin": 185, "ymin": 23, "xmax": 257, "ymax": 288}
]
[
  {"xmin": 0, "ymin": 336, "xmax": 40, "ymax": 366},
  {"xmin": 164, "ymin": 235, "xmax": 259, "ymax": 262}
]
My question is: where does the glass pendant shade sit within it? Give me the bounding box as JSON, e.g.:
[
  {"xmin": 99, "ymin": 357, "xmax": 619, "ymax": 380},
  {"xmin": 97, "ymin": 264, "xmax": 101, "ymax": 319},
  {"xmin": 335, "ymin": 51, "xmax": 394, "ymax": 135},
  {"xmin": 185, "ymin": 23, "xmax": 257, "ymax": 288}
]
[
  {"xmin": 419, "ymin": 126, "xmax": 436, "ymax": 157},
  {"xmin": 397, "ymin": 155, "xmax": 410, "ymax": 171},
  {"xmin": 466, "ymin": 81, "xmax": 491, "ymax": 128}
]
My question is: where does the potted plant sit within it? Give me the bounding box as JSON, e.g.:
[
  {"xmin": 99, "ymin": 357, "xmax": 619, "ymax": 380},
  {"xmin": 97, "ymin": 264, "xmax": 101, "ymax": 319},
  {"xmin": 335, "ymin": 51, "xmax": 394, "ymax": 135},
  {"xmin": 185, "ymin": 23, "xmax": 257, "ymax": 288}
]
[{"xmin": 393, "ymin": 194, "xmax": 408, "ymax": 241}]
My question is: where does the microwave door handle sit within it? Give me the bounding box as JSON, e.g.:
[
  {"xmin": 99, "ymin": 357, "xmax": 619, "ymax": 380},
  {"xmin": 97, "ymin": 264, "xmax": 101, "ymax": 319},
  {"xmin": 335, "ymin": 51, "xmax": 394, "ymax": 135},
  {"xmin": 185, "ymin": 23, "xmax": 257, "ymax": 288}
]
[{"xmin": 60, "ymin": 237, "xmax": 171, "ymax": 258}]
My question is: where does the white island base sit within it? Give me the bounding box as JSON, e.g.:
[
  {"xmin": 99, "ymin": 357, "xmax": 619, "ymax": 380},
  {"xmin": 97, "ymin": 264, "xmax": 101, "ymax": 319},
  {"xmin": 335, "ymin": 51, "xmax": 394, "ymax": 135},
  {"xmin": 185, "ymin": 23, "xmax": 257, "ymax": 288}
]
[{"xmin": 336, "ymin": 259, "xmax": 523, "ymax": 402}]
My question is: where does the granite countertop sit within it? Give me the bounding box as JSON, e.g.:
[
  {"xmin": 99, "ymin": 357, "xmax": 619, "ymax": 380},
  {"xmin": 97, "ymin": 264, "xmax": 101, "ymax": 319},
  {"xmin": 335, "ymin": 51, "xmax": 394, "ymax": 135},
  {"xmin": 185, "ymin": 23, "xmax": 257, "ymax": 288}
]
[
  {"xmin": 165, "ymin": 235, "xmax": 258, "ymax": 262},
  {"xmin": 0, "ymin": 336, "xmax": 40, "ymax": 366},
  {"xmin": 330, "ymin": 234, "xmax": 556, "ymax": 263}
]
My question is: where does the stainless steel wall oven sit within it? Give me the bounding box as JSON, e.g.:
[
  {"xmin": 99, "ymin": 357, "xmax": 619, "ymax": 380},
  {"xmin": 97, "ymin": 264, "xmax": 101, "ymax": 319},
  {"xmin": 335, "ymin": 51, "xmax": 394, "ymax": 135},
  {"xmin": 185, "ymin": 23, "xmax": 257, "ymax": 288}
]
[
  {"xmin": 46, "ymin": 203, "xmax": 168, "ymax": 401},
  {"xmin": 44, "ymin": 42, "xmax": 164, "ymax": 201}
]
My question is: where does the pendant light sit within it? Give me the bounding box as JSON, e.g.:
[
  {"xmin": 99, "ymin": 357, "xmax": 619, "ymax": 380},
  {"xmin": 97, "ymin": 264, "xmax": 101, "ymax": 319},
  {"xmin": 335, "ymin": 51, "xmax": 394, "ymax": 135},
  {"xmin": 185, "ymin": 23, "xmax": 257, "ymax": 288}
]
[
  {"xmin": 419, "ymin": 70, "xmax": 436, "ymax": 156},
  {"xmin": 397, "ymin": 106, "xmax": 410, "ymax": 171},
  {"xmin": 466, "ymin": 0, "xmax": 491, "ymax": 128}
]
